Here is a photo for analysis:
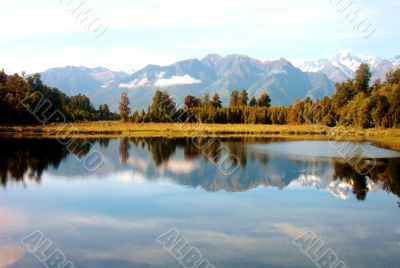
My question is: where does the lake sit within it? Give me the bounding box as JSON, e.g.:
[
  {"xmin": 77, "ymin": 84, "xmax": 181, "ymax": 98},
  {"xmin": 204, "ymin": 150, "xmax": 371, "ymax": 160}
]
[{"xmin": 0, "ymin": 137, "xmax": 399, "ymax": 268}]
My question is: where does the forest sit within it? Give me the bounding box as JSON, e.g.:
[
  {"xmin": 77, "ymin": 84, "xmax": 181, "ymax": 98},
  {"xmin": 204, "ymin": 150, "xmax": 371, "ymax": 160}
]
[
  {"xmin": 0, "ymin": 70, "xmax": 118, "ymax": 124},
  {"xmin": 125, "ymin": 64, "xmax": 400, "ymax": 128},
  {"xmin": 1, "ymin": 64, "xmax": 399, "ymax": 128}
]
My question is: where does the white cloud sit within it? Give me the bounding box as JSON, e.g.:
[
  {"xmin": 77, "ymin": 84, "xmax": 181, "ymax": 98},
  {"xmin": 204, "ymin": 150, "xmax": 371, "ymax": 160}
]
[
  {"xmin": 119, "ymin": 76, "xmax": 150, "ymax": 89},
  {"xmin": 116, "ymin": 171, "xmax": 148, "ymax": 184},
  {"xmin": 118, "ymin": 74, "xmax": 202, "ymax": 89},
  {"xmin": 154, "ymin": 75, "xmax": 202, "ymax": 87},
  {"xmin": 165, "ymin": 159, "xmax": 199, "ymax": 174},
  {"xmin": 0, "ymin": 0, "xmax": 398, "ymax": 72}
]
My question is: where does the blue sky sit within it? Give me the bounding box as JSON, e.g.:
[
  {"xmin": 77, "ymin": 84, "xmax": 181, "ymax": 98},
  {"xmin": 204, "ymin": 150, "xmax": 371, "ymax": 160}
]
[{"xmin": 0, "ymin": 0, "xmax": 399, "ymax": 73}]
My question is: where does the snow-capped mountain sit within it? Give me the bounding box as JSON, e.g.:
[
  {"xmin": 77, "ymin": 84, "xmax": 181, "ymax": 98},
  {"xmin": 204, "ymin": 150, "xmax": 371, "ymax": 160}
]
[
  {"xmin": 391, "ymin": 55, "xmax": 400, "ymax": 66},
  {"xmin": 41, "ymin": 55, "xmax": 335, "ymax": 110},
  {"xmin": 39, "ymin": 51, "xmax": 398, "ymax": 110},
  {"xmin": 296, "ymin": 50, "xmax": 400, "ymax": 82}
]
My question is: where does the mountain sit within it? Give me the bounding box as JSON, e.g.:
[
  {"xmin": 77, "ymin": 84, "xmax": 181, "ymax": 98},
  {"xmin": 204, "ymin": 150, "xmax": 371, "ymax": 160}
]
[
  {"xmin": 297, "ymin": 50, "xmax": 400, "ymax": 82},
  {"xmin": 90, "ymin": 54, "xmax": 335, "ymax": 110},
  {"xmin": 40, "ymin": 66, "xmax": 129, "ymax": 97}
]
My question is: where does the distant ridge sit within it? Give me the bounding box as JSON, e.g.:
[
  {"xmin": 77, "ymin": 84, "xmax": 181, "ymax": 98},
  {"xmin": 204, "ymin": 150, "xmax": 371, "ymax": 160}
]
[{"xmin": 40, "ymin": 51, "xmax": 399, "ymax": 110}]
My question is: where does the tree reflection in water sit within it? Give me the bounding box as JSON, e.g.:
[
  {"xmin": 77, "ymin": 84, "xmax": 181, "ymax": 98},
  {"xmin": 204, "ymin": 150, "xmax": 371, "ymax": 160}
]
[{"xmin": 0, "ymin": 137, "xmax": 399, "ymax": 205}]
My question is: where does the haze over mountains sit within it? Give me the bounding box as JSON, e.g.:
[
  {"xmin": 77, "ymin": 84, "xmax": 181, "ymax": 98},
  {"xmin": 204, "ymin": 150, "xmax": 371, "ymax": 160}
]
[{"xmin": 40, "ymin": 51, "xmax": 399, "ymax": 111}]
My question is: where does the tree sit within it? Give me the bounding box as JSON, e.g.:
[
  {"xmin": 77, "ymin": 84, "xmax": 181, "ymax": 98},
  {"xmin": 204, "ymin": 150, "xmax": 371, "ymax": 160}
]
[
  {"xmin": 99, "ymin": 104, "xmax": 110, "ymax": 119},
  {"xmin": 229, "ymin": 90, "xmax": 239, "ymax": 107},
  {"xmin": 132, "ymin": 110, "xmax": 141, "ymax": 123},
  {"xmin": 354, "ymin": 63, "xmax": 372, "ymax": 94},
  {"xmin": 239, "ymin": 90, "xmax": 249, "ymax": 106},
  {"xmin": 249, "ymin": 97, "xmax": 257, "ymax": 107},
  {"xmin": 70, "ymin": 94, "xmax": 93, "ymax": 112},
  {"xmin": 202, "ymin": 93, "xmax": 211, "ymax": 107},
  {"xmin": 150, "ymin": 90, "xmax": 176, "ymax": 122},
  {"xmin": 210, "ymin": 93, "xmax": 222, "ymax": 108},
  {"xmin": 331, "ymin": 80, "xmax": 355, "ymax": 113},
  {"xmin": 288, "ymin": 99, "xmax": 304, "ymax": 124},
  {"xmin": 372, "ymin": 95, "xmax": 390, "ymax": 127},
  {"xmin": 140, "ymin": 109, "xmax": 146, "ymax": 123},
  {"xmin": 386, "ymin": 69, "xmax": 400, "ymax": 85},
  {"xmin": 119, "ymin": 138, "xmax": 130, "ymax": 165},
  {"xmin": 0, "ymin": 69, "xmax": 111, "ymax": 124},
  {"xmin": 184, "ymin": 95, "xmax": 201, "ymax": 109},
  {"xmin": 257, "ymin": 93, "xmax": 271, "ymax": 108},
  {"xmin": 119, "ymin": 92, "xmax": 131, "ymax": 122}
]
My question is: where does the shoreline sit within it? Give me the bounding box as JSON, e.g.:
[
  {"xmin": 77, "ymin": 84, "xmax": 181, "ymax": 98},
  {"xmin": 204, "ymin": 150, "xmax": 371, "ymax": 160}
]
[{"xmin": 1, "ymin": 122, "xmax": 399, "ymax": 151}]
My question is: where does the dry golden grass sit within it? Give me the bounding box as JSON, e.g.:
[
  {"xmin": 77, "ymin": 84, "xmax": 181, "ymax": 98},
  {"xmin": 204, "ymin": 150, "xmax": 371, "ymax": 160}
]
[{"xmin": 1, "ymin": 121, "xmax": 399, "ymax": 151}]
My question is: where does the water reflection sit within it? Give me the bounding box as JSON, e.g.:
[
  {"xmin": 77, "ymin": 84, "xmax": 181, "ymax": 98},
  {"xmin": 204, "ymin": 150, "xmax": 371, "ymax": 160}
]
[
  {"xmin": 1, "ymin": 138, "xmax": 400, "ymax": 268},
  {"xmin": 0, "ymin": 138, "xmax": 399, "ymax": 203},
  {"xmin": 0, "ymin": 139, "xmax": 69, "ymax": 185}
]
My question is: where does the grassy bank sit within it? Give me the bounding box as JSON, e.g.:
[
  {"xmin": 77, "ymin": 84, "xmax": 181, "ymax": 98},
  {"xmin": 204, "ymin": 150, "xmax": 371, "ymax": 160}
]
[{"xmin": 0, "ymin": 121, "xmax": 399, "ymax": 151}]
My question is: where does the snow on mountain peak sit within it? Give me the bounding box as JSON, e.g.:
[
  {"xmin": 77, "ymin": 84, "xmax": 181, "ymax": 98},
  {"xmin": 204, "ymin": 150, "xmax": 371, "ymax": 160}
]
[
  {"xmin": 331, "ymin": 50, "xmax": 363, "ymax": 72},
  {"xmin": 295, "ymin": 50, "xmax": 399, "ymax": 82},
  {"xmin": 391, "ymin": 56, "xmax": 400, "ymax": 66}
]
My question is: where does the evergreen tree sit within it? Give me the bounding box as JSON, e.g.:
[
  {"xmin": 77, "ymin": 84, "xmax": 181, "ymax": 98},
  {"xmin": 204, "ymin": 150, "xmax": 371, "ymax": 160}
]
[
  {"xmin": 119, "ymin": 92, "xmax": 131, "ymax": 122},
  {"xmin": 132, "ymin": 110, "xmax": 141, "ymax": 123},
  {"xmin": 288, "ymin": 99, "xmax": 304, "ymax": 124},
  {"xmin": 150, "ymin": 90, "xmax": 176, "ymax": 122},
  {"xmin": 210, "ymin": 93, "xmax": 222, "ymax": 108},
  {"xmin": 332, "ymin": 80, "xmax": 355, "ymax": 113},
  {"xmin": 354, "ymin": 63, "xmax": 372, "ymax": 94},
  {"xmin": 257, "ymin": 93, "xmax": 271, "ymax": 108},
  {"xmin": 239, "ymin": 89, "xmax": 249, "ymax": 106},
  {"xmin": 99, "ymin": 104, "xmax": 110, "ymax": 120},
  {"xmin": 249, "ymin": 97, "xmax": 257, "ymax": 107},
  {"xmin": 372, "ymin": 95, "xmax": 390, "ymax": 127},
  {"xmin": 202, "ymin": 93, "xmax": 211, "ymax": 107},
  {"xmin": 386, "ymin": 69, "xmax": 400, "ymax": 85},
  {"xmin": 184, "ymin": 95, "xmax": 201, "ymax": 109},
  {"xmin": 229, "ymin": 90, "xmax": 239, "ymax": 107}
]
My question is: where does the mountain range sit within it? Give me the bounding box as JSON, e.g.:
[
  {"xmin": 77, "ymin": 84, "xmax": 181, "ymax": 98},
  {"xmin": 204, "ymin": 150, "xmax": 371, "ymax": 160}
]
[
  {"xmin": 39, "ymin": 51, "xmax": 399, "ymax": 111},
  {"xmin": 297, "ymin": 50, "xmax": 400, "ymax": 83}
]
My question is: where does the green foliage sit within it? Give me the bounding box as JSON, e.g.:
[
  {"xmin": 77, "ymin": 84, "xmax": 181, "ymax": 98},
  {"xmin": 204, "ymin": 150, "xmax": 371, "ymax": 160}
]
[
  {"xmin": 119, "ymin": 92, "xmax": 131, "ymax": 122},
  {"xmin": 139, "ymin": 63, "xmax": 398, "ymax": 129},
  {"xmin": 210, "ymin": 93, "xmax": 222, "ymax": 108},
  {"xmin": 149, "ymin": 90, "xmax": 176, "ymax": 122},
  {"xmin": 257, "ymin": 93, "xmax": 271, "ymax": 108},
  {"xmin": 239, "ymin": 89, "xmax": 249, "ymax": 106},
  {"xmin": 1, "ymin": 63, "xmax": 398, "ymax": 129},
  {"xmin": 333, "ymin": 64, "xmax": 400, "ymax": 128},
  {"xmin": 249, "ymin": 97, "xmax": 257, "ymax": 107},
  {"xmin": 184, "ymin": 95, "xmax": 201, "ymax": 109},
  {"xmin": 202, "ymin": 93, "xmax": 211, "ymax": 107},
  {"xmin": 229, "ymin": 90, "xmax": 239, "ymax": 107},
  {"xmin": 0, "ymin": 70, "xmax": 115, "ymax": 125},
  {"xmin": 354, "ymin": 63, "xmax": 372, "ymax": 94}
]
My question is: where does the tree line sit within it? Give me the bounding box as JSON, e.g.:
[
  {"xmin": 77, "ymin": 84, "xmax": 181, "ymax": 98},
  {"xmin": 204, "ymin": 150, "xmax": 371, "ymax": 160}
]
[
  {"xmin": 0, "ymin": 64, "xmax": 398, "ymax": 128},
  {"xmin": 0, "ymin": 70, "xmax": 118, "ymax": 124},
  {"xmin": 120, "ymin": 64, "xmax": 399, "ymax": 128}
]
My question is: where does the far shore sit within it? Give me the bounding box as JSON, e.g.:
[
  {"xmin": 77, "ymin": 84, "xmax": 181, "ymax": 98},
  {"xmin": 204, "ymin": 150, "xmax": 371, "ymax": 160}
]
[{"xmin": 0, "ymin": 122, "xmax": 399, "ymax": 151}]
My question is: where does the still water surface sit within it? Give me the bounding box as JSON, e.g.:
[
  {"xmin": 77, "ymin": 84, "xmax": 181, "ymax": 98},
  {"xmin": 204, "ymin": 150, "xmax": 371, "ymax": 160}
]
[{"xmin": 0, "ymin": 138, "xmax": 399, "ymax": 268}]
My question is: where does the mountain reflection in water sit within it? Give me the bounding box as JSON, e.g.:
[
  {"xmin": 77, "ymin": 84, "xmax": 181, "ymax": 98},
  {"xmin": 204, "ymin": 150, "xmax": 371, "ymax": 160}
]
[{"xmin": 1, "ymin": 138, "xmax": 399, "ymax": 204}]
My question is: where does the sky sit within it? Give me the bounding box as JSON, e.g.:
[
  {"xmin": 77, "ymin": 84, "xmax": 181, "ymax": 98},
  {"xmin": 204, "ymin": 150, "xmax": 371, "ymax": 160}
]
[{"xmin": 0, "ymin": 0, "xmax": 399, "ymax": 73}]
